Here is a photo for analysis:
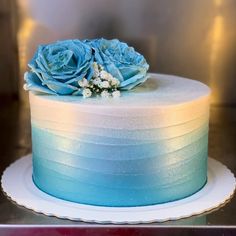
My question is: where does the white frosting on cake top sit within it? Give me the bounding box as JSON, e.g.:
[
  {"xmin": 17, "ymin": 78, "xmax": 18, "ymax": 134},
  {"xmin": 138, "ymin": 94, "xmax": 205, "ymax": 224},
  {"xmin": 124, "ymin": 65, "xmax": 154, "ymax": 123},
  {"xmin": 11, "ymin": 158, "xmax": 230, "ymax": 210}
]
[{"xmin": 31, "ymin": 74, "xmax": 210, "ymax": 108}]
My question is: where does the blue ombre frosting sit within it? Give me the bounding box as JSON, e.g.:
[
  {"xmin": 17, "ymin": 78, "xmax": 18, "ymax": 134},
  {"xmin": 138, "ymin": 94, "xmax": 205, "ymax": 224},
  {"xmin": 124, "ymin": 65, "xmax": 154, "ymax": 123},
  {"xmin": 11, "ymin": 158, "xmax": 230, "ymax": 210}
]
[{"xmin": 29, "ymin": 74, "xmax": 211, "ymax": 206}]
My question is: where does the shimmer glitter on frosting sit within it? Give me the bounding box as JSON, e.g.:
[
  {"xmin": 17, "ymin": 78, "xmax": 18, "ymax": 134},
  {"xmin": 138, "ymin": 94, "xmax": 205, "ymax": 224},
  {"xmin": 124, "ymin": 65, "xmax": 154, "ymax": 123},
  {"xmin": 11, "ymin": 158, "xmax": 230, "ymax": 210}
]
[{"xmin": 29, "ymin": 74, "xmax": 210, "ymax": 207}]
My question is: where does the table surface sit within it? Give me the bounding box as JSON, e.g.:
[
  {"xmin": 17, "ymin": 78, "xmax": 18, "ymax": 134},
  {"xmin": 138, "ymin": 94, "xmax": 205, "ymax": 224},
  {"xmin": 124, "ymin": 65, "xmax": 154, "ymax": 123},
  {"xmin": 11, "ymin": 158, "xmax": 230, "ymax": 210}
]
[{"xmin": 0, "ymin": 99, "xmax": 236, "ymax": 228}]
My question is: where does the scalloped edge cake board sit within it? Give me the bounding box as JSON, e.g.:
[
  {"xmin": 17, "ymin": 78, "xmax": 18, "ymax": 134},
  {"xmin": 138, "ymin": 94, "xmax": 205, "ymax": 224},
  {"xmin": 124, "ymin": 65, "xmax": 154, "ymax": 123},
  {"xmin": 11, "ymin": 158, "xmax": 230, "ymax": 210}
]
[{"xmin": 1, "ymin": 154, "xmax": 236, "ymax": 224}]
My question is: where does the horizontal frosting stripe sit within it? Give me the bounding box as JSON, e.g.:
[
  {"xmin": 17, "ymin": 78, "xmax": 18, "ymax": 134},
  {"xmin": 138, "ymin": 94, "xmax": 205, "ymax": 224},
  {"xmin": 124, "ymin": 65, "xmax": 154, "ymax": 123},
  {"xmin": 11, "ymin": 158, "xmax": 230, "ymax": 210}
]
[
  {"xmin": 32, "ymin": 121, "xmax": 209, "ymax": 145},
  {"xmin": 33, "ymin": 164, "xmax": 206, "ymax": 191},
  {"xmin": 33, "ymin": 147, "xmax": 207, "ymax": 176},
  {"xmin": 32, "ymin": 126, "xmax": 208, "ymax": 159},
  {"xmin": 31, "ymin": 114, "xmax": 209, "ymax": 140},
  {"xmin": 33, "ymin": 151, "xmax": 207, "ymax": 188},
  {"xmin": 34, "ymin": 141, "xmax": 208, "ymax": 174},
  {"xmin": 30, "ymin": 105, "xmax": 209, "ymax": 129},
  {"xmin": 32, "ymin": 122, "xmax": 208, "ymax": 145},
  {"xmin": 32, "ymin": 119, "xmax": 209, "ymax": 147},
  {"xmin": 30, "ymin": 95, "xmax": 209, "ymax": 117},
  {"xmin": 32, "ymin": 131, "xmax": 208, "ymax": 160},
  {"xmin": 33, "ymin": 171, "xmax": 206, "ymax": 206},
  {"xmin": 33, "ymin": 135, "xmax": 208, "ymax": 166}
]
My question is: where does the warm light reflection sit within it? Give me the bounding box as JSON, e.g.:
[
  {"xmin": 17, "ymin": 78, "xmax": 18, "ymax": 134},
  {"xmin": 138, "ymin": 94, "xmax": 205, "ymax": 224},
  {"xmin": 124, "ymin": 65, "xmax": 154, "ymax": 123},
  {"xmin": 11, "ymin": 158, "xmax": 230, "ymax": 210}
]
[
  {"xmin": 209, "ymin": 13, "xmax": 224, "ymax": 104},
  {"xmin": 18, "ymin": 18, "xmax": 36, "ymax": 104},
  {"xmin": 214, "ymin": 0, "xmax": 222, "ymax": 7},
  {"xmin": 210, "ymin": 15, "xmax": 223, "ymax": 63},
  {"xmin": 18, "ymin": 18, "xmax": 35, "ymax": 72}
]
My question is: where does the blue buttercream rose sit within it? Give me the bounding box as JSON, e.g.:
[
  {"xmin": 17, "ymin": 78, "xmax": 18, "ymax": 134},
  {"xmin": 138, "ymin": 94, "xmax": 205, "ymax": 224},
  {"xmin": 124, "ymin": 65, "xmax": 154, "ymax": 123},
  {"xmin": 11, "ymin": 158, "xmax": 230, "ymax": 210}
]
[
  {"xmin": 24, "ymin": 38, "xmax": 150, "ymax": 97},
  {"xmin": 24, "ymin": 39, "xmax": 94, "ymax": 95},
  {"xmin": 86, "ymin": 38, "xmax": 149, "ymax": 90}
]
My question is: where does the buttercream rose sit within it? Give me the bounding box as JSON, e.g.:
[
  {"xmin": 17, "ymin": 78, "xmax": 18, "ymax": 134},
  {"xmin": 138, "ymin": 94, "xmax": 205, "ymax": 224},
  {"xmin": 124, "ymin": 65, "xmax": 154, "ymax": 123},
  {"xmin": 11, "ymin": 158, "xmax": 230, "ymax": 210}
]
[
  {"xmin": 87, "ymin": 38, "xmax": 149, "ymax": 90},
  {"xmin": 24, "ymin": 39, "xmax": 94, "ymax": 95}
]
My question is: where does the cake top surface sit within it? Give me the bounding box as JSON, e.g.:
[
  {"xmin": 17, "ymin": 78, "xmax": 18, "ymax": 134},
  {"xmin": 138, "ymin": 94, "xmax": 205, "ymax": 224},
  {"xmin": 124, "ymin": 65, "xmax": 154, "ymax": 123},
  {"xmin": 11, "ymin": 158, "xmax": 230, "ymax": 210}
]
[{"xmin": 31, "ymin": 73, "xmax": 210, "ymax": 108}]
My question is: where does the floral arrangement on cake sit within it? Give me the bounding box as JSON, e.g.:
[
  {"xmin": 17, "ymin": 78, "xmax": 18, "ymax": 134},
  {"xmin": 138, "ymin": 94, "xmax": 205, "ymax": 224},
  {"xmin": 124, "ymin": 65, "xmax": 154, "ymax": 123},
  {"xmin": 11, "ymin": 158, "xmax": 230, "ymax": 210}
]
[{"xmin": 24, "ymin": 38, "xmax": 149, "ymax": 98}]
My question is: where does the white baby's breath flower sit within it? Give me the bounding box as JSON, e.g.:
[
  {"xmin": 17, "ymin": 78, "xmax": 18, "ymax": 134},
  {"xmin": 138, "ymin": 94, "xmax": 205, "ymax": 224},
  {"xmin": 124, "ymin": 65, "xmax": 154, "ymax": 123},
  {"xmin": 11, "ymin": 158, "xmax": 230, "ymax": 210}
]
[
  {"xmin": 100, "ymin": 70, "xmax": 113, "ymax": 81},
  {"xmin": 112, "ymin": 90, "xmax": 121, "ymax": 98},
  {"xmin": 111, "ymin": 77, "xmax": 120, "ymax": 86},
  {"xmin": 82, "ymin": 88, "xmax": 92, "ymax": 98},
  {"xmin": 78, "ymin": 78, "xmax": 89, "ymax": 88},
  {"xmin": 93, "ymin": 62, "xmax": 100, "ymax": 77},
  {"xmin": 92, "ymin": 77, "xmax": 101, "ymax": 85},
  {"xmin": 99, "ymin": 81, "xmax": 110, "ymax": 89},
  {"xmin": 89, "ymin": 84, "xmax": 94, "ymax": 89},
  {"xmin": 77, "ymin": 64, "xmax": 122, "ymax": 98},
  {"xmin": 101, "ymin": 90, "xmax": 110, "ymax": 98}
]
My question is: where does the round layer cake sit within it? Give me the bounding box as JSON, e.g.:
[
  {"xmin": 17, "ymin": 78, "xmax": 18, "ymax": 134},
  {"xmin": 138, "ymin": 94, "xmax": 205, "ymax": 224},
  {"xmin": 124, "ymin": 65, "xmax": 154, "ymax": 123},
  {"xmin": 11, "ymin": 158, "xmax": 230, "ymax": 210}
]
[{"xmin": 29, "ymin": 73, "xmax": 211, "ymax": 207}]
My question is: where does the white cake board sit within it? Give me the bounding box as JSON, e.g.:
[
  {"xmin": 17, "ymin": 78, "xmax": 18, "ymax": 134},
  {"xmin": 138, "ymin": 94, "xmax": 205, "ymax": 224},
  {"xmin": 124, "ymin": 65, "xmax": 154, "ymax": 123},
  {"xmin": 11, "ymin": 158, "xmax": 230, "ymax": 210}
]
[{"xmin": 1, "ymin": 154, "xmax": 236, "ymax": 224}]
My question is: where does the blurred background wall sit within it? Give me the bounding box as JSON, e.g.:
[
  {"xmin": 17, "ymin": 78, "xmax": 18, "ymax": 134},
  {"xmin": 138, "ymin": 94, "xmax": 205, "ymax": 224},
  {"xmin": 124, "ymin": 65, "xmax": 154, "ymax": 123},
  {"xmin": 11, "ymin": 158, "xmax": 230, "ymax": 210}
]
[
  {"xmin": 1, "ymin": 0, "xmax": 236, "ymax": 104},
  {"xmin": 0, "ymin": 0, "xmax": 18, "ymax": 98}
]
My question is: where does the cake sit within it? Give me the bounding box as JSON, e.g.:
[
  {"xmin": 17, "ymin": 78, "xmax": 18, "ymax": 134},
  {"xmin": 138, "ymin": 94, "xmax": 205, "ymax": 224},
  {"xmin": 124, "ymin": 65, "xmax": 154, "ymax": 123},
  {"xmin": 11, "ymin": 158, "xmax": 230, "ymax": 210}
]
[{"xmin": 24, "ymin": 39, "xmax": 210, "ymax": 207}]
